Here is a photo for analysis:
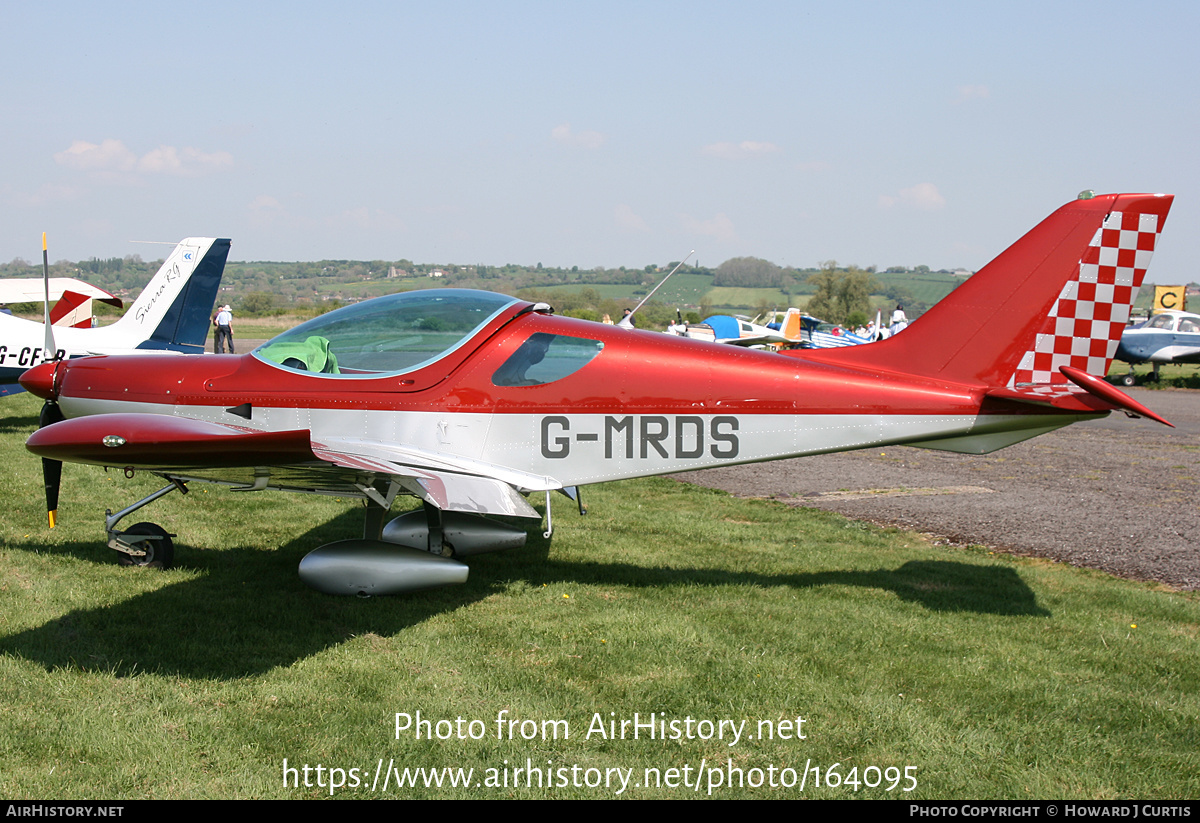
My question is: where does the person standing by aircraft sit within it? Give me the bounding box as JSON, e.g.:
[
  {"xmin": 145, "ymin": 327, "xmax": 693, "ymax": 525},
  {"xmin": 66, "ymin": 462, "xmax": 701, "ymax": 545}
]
[
  {"xmin": 890, "ymin": 304, "xmax": 908, "ymax": 336},
  {"xmin": 214, "ymin": 304, "xmax": 234, "ymax": 354}
]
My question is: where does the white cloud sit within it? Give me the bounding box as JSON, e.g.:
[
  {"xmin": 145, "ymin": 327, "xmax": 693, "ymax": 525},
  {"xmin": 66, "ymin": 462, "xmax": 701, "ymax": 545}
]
[
  {"xmin": 54, "ymin": 139, "xmax": 232, "ymax": 176},
  {"xmin": 54, "ymin": 139, "xmax": 137, "ymax": 172},
  {"xmin": 680, "ymin": 212, "xmax": 737, "ymax": 243},
  {"xmin": 953, "ymin": 84, "xmax": 990, "ymax": 104},
  {"xmin": 700, "ymin": 140, "xmax": 780, "ymax": 160},
  {"xmin": 139, "ymin": 145, "xmax": 232, "ymax": 175},
  {"xmin": 614, "ymin": 203, "xmax": 648, "ymax": 233},
  {"xmin": 551, "ymin": 123, "xmax": 605, "ymax": 149},
  {"xmin": 878, "ymin": 183, "xmax": 946, "ymax": 211}
]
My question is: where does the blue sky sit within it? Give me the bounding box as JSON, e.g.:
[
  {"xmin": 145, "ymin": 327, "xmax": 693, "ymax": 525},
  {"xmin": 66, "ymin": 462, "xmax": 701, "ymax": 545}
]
[{"xmin": 2, "ymin": 1, "xmax": 1196, "ymax": 282}]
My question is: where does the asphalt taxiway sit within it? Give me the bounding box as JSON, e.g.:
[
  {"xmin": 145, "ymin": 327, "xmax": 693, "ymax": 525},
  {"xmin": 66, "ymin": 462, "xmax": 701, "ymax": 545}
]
[{"xmin": 679, "ymin": 388, "xmax": 1200, "ymax": 590}]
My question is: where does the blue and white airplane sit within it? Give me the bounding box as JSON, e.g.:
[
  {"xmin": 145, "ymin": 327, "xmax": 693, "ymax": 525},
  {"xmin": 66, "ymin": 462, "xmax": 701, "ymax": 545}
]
[
  {"xmin": 674, "ymin": 309, "xmax": 876, "ymax": 350},
  {"xmin": 1113, "ymin": 309, "xmax": 1200, "ymax": 385},
  {"xmin": 0, "ymin": 237, "xmax": 231, "ymax": 396}
]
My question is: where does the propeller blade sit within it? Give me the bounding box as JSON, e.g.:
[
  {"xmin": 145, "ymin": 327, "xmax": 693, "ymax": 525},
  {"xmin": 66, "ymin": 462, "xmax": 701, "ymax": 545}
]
[
  {"xmin": 42, "ymin": 456, "xmax": 61, "ymax": 529},
  {"xmin": 42, "ymin": 233, "xmax": 57, "ymax": 362},
  {"xmin": 38, "ymin": 393, "xmax": 65, "ymax": 529}
]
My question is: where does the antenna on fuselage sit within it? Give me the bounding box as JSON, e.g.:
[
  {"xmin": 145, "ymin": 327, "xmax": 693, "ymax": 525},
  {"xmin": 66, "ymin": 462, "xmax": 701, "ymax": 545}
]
[{"xmin": 618, "ymin": 250, "xmax": 695, "ymax": 329}]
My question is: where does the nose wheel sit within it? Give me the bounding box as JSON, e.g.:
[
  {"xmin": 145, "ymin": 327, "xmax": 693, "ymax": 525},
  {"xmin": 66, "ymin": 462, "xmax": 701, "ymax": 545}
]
[
  {"xmin": 105, "ymin": 480, "xmax": 186, "ymax": 570},
  {"xmin": 114, "ymin": 522, "xmax": 175, "ymax": 569}
]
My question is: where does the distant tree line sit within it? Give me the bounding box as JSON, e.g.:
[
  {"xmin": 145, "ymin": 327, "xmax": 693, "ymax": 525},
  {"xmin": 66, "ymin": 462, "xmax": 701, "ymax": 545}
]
[{"xmin": 1, "ymin": 247, "xmax": 971, "ymax": 327}]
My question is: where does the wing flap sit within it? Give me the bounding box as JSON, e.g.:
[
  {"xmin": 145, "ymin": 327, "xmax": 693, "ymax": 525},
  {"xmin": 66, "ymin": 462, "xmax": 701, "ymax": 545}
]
[
  {"xmin": 311, "ymin": 437, "xmax": 551, "ymax": 519},
  {"xmin": 312, "ymin": 436, "xmax": 560, "ymax": 493},
  {"xmin": 413, "ymin": 472, "xmax": 541, "ymax": 519}
]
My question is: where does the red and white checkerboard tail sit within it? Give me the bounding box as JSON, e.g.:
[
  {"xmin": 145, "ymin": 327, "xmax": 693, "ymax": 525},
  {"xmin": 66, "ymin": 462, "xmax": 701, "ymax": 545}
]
[
  {"xmin": 1006, "ymin": 194, "xmax": 1172, "ymax": 387},
  {"xmin": 810, "ymin": 193, "xmax": 1173, "ymax": 389}
]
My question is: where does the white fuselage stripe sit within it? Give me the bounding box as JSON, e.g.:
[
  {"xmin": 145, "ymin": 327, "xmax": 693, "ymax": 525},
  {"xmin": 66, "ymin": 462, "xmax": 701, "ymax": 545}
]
[{"xmin": 61, "ymin": 398, "xmax": 1087, "ymax": 487}]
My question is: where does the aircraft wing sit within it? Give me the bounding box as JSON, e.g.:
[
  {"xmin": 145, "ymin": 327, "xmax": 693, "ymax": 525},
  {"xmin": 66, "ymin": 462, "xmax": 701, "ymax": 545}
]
[
  {"xmin": 310, "ymin": 436, "xmax": 553, "ymax": 518},
  {"xmin": 26, "ymin": 413, "xmax": 549, "ymax": 519},
  {"xmin": 716, "ymin": 334, "xmax": 786, "ymax": 347},
  {"xmin": 0, "ymin": 278, "xmax": 123, "ymax": 307}
]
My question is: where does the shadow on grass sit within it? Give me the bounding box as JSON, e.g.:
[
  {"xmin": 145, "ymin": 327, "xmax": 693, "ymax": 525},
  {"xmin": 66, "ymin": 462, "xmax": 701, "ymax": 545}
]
[
  {"xmin": 0, "ymin": 410, "xmax": 40, "ymax": 434},
  {"xmin": 492, "ymin": 535, "xmax": 1049, "ymax": 618},
  {"xmin": 0, "ymin": 512, "xmax": 1046, "ymax": 680}
]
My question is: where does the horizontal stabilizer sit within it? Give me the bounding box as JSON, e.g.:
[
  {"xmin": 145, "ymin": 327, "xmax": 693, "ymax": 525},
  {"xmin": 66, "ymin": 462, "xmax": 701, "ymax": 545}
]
[
  {"xmin": 984, "ymin": 367, "xmax": 1172, "ymax": 426},
  {"xmin": 1059, "ymin": 365, "xmax": 1172, "ymax": 426}
]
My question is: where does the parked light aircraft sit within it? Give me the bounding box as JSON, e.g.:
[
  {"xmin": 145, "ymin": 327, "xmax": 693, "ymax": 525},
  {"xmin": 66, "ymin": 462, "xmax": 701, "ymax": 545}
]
[
  {"xmin": 675, "ymin": 309, "xmax": 807, "ymax": 348},
  {"xmin": 0, "ymin": 277, "xmax": 125, "ymax": 329},
  {"xmin": 1, "ymin": 238, "xmax": 230, "ymax": 397},
  {"xmin": 681, "ymin": 310, "xmax": 876, "ymax": 350},
  {"xmin": 1112, "ymin": 309, "xmax": 1200, "ymax": 385},
  {"xmin": 22, "ymin": 193, "xmax": 1173, "ymax": 595},
  {"xmin": 799, "ymin": 316, "xmax": 877, "ymax": 349}
]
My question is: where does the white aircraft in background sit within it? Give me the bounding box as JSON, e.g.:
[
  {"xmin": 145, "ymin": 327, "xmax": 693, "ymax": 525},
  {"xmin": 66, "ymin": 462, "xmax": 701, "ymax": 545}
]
[
  {"xmin": 1112, "ymin": 309, "xmax": 1200, "ymax": 385},
  {"xmin": 0, "ymin": 237, "xmax": 231, "ymax": 397},
  {"xmin": 676, "ymin": 309, "xmax": 878, "ymax": 350},
  {"xmin": 0, "ymin": 277, "xmax": 125, "ymax": 328}
]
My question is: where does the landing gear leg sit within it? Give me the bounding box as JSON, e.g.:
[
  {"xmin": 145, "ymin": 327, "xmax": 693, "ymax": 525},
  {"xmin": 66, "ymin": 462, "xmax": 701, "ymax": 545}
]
[
  {"xmin": 358, "ymin": 478, "xmax": 399, "ymax": 541},
  {"xmin": 105, "ymin": 479, "xmax": 186, "ymax": 568},
  {"xmin": 364, "ymin": 502, "xmax": 387, "ymax": 541},
  {"xmin": 423, "ymin": 501, "xmax": 451, "ymax": 556}
]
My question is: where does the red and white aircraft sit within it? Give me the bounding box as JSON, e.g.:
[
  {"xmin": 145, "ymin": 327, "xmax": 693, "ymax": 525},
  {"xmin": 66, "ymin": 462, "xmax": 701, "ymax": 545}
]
[{"xmin": 22, "ymin": 192, "xmax": 1174, "ymax": 595}]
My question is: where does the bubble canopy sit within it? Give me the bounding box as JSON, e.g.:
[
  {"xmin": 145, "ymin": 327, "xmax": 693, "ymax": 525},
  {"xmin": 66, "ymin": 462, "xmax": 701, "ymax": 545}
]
[{"xmin": 253, "ymin": 289, "xmax": 522, "ymax": 377}]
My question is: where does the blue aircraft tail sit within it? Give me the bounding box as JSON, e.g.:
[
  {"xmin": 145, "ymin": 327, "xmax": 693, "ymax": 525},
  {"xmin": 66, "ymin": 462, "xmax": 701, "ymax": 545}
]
[{"xmin": 125, "ymin": 238, "xmax": 232, "ymax": 353}]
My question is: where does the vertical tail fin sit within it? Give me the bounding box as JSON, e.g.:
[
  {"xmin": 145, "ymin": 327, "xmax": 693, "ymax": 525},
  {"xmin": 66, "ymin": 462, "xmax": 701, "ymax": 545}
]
[
  {"xmin": 115, "ymin": 237, "xmax": 231, "ymax": 353},
  {"xmin": 807, "ymin": 193, "xmax": 1173, "ymax": 387},
  {"xmin": 50, "ymin": 291, "xmax": 95, "ymax": 328},
  {"xmin": 1006, "ymin": 195, "xmax": 1169, "ymax": 387},
  {"xmin": 780, "ymin": 308, "xmax": 804, "ymax": 341}
]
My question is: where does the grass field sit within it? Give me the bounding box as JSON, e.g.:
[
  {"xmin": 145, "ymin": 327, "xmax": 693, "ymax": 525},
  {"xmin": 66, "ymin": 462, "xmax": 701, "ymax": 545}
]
[
  {"xmin": 0, "ymin": 392, "xmax": 1196, "ymax": 799},
  {"xmin": 873, "ymin": 272, "xmax": 964, "ymax": 306},
  {"xmin": 1107, "ymin": 361, "xmax": 1200, "ymax": 389}
]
